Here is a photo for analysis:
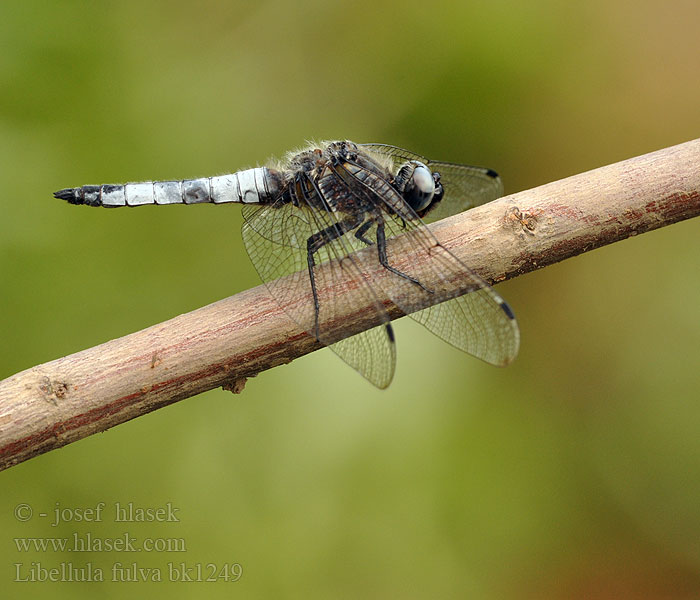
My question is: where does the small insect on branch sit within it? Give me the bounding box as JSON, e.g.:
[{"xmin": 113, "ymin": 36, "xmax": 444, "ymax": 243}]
[{"xmin": 1, "ymin": 138, "xmax": 699, "ymax": 471}]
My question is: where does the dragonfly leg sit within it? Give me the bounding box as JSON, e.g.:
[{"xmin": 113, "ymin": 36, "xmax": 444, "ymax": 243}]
[
  {"xmin": 306, "ymin": 214, "xmax": 365, "ymax": 339},
  {"xmin": 376, "ymin": 221, "xmax": 433, "ymax": 293},
  {"xmin": 354, "ymin": 220, "xmax": 374, "ymax": 246}
]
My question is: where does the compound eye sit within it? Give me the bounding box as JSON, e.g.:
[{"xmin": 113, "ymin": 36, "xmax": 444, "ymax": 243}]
[{"xmin": 404, "ymin": 163, "xmax": 435, "ymax": 212}]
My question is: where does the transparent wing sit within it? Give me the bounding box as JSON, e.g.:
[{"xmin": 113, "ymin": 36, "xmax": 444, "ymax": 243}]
[
  {"xmin": 241, "ymin": 199, "xmax": 396, "ymax": 389},
  {"xmin": 240, "ymin": 202, "xmax": 310, "ymax": 249},
  {"xmin": 334, "ymin": 160, "xmax": 519, "ymax": 367},
  {"xmin": 360, "ymin": 143, "xmax": 504, "ymax": 224},
  {"xmin": 359, "ymin": 143, "xmax": 428, "ymax": 165},
  {"xmin": 409, "ymin": 295, "xmax": 518, "ymax": 366},
  {"xmin": 419, "ymin": 161, "xmax": 503, "ymax": 224}
]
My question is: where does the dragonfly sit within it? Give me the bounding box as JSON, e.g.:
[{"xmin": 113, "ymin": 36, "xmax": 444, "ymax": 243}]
[{"xmin": 54, "ymin": 140, "xmax": 519, "ymax": 388}]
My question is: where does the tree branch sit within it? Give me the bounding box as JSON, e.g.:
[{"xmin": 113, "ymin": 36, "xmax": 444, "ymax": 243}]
[{"xmin": 1, "ymin": 139, "xmax": 699, "ymax": 471}]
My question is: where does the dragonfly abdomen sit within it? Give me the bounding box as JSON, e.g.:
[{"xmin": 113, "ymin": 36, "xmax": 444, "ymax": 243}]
[{"xmin": 53, "ymin": 167, "xmax": 282, "ymax": 207}]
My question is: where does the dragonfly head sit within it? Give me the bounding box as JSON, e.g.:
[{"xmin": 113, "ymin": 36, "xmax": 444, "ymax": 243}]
[{"xmin": 396, "ymin": 161, "xmax": 444, "ymax": 215}]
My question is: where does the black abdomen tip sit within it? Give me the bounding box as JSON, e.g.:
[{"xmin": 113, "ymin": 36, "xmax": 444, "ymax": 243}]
[
  {"xmin": 486, "ymin": 169, "xmax": 499, "ymax": 179},
  {"xmin": 54, "ymin": 185, "xmax": 103, "ymax": 206},
  {"xmin": 54, "ymin": 188, "xmax": 83, "ymax": 204}
]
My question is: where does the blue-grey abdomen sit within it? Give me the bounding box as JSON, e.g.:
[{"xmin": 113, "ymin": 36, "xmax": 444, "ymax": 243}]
[{"xmin": 54, "ymin": 168, "xmax": 282, "ymax": 207}]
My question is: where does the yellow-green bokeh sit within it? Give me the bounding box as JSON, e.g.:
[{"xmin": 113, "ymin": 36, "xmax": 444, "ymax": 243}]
[{"xmin": 1, "ymin": 1, "xmax": 699, "ymax": 597}]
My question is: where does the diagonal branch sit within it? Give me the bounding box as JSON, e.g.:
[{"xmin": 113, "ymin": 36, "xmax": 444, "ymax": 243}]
[{"xmin": 1, "ymin": 138, "xmax": 699, "ymax": 471}]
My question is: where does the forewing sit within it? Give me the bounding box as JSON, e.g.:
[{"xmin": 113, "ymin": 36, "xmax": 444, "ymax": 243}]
[
  {"xmin": 379, "ymin": 215, "xmax": 518, "ymax": 366},
  {"xmin": 410, "ymin": 296, "xmax": 518, "ymax": 366},
  {"xmin": 360, "ymin": 143, "xmax": 504, "ymax": 224},
  {"xmin": 334, "ymin": 160, "xmax": 519, "ymax": 367},
  {"xmin": 360, "ymin": 143, "xmax": 427, "ymax": 165},
  {"xmin": 241, "ymin": 200, "xmax": 396, "ymax": 388},
  {"xmin": 419, "ymin": 161, "xmax": 504, "ymax": 224}
]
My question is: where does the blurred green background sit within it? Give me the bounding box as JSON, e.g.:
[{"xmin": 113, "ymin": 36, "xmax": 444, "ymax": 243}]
[{"xmin": 2, "ymin": 0, "xmax": 699, "ymax": 597}]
